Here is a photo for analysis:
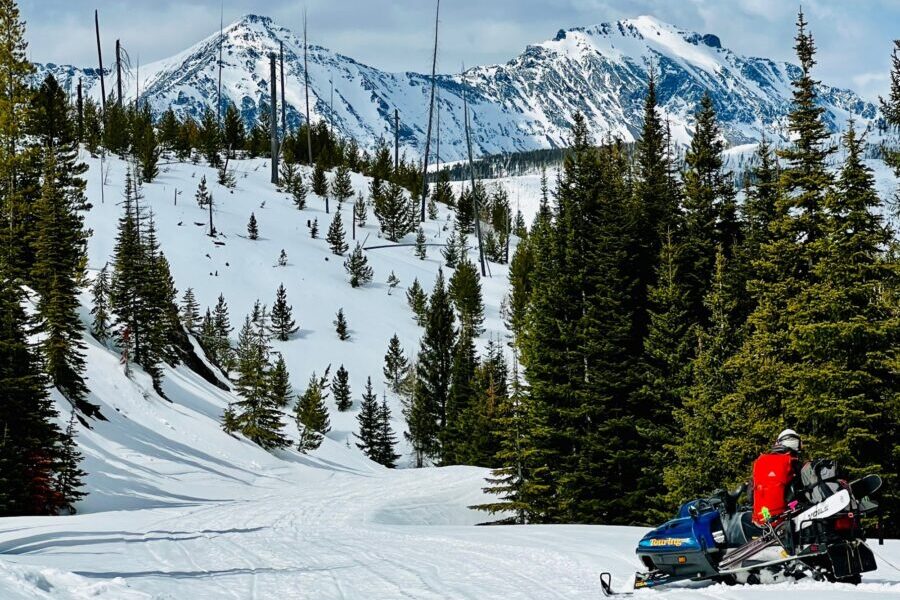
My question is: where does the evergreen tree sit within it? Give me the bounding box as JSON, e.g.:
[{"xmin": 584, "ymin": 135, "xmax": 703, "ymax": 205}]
[
  {"xmin": 54, "ymin": 413, "xmax": 87, "ymax": 514},
  {"xmin": 327, "ymin": 211, "xmax": 348, "ymax": 255},
  {"xmin": 344, "ymin": 243, "xmax": 373, "ymax": 287},
  {"xmin": 271, "ymin": 283, "xmax": 298, "ymax": 341},
  {"xmin": 134, "ymin": 105, "xmax": 160, "ymax": 182},
  {"xmin": 449, "ymin": 259, "xmax": 485, "ymax": 335},
  {"xmin": 404, "ymin": 369, "xmax": 437, "ymax": 468},
  {"xmin": 680, "ymin": 94, "xmax": 736, "ymax": 326},
  {"xmin": 406, "ymin": 278, "xmax": 428, "ymax": 325},
  {"xmin": 277, "ymin": 249, "xmax": 288, "ymax": 267},
  {"xmin": 416, "ymin": 269, "xmax": 456, "ymax": 444},
  {"xmin": 638, "ymin": 232, "xmax": 694, "ymax": 517},
  {"xmin": 310, "ymin": 217, "xmax": 319, "ymax": 239},
  {"xmin": 383, "ymin": 334, "xmax": 410, "ymax": 393},
  {"xmin": 180, "ymin": 288, "xmax": 201, "ymax": 333},
  {"xmin": 433, "ymin": 170, "xmax": 455, "ymax": 206},
  {"xmin": 334, "ymin": 308, "xmax": 350, "ymax": 341},
  {"xmin": 288, "ymin": 168, "xmax": 307, "ymax": 209},
  {"xmin": 212, "ymin": 293, "xmax": 234, "ymax": 370},
  {"xmin": 198, "ymin": 107, "xmax": 221, "ymax": 167},
  {"xmin": 247, "ymin": 213, "xmax": 259, "ymax": 240},
  {"xmin": 331, "ymin": 163, "xmax": 354, "ymax": 205},
  {"xmin": 442, "ymin": 322, "xmax": 478, "ymax": 464},
  {"xmin": 223, "ymin": 103, "xmax": 245, "ymax": 157},
  {"xmin": 881, "ymin": 40, "xmax": 900, "ymax": 178},
  {"xmin": 312, "ymin": 160, "xmax": 328, "ymax": 197},
  {"xmin": 458, "ymin": 339, "xmax": 509, "ymax": 467},
  {"xmin": 666, "ymin": 247, "xmax": 740, "ymax": 503},
  {"xmin": 354, "ymin": 192, "xmax": 367, "ymax": 227},
  {"xmin": 90, "ymin": 264, "xmax": 112, "ymax": 343},
  {"xmin": 295, "ymin": 370, "xmax": 332, "ymax": 452},
  {"xmin": 224, "ymin": 316, "xmax": 288, "ymax": 450},
  {"xmin": 268, "ymin": 353, "xmax": 293, "ymax": 409},
  {"xmin": 0, "ymin": 263, "xmax": 71, "ymax": 516},
  {"xmin": 415, "ymin": 227, "xmax": 427, "ymax": 259},
  {"xmin": 442, "ymin": 227, "xmax": 460, "ymax": 268},
  {"xmin": 355, "ymin": 377, "xmax": 380, "ymax": 458},
  {"xmin": 333, "ymin": 365, "xmax": 352, "ymax": 411},
  {"xmin": 375, "ymin": 181, "xmax": 415, "ymax": 241},
  {"xmin": 195, "ymin": 175, "xmax": 211, "ymax": 207},
  {"xmin": 30, "ymin": 85, "xmax": 91, "ymax": 405},
  {"xmin": 375, "ymin": 397, "xmax": 401, "ymax": 468}
]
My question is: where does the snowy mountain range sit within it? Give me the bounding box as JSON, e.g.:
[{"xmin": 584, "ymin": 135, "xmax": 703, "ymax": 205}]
[{"xmin": 37, "ymin": 14, "xmax": 876, "ymax": 161}]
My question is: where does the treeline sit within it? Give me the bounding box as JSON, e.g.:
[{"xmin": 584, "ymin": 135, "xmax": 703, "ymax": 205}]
[
  {"xmin": 0, "ymin": 2, "xmax": 89, "ymax": 516},
  {"xmin": 473, "ymin": 13, "xmax": 900, "ymax": 534},
  {"xmin": 438, "ymin": 147, "xmax": 571, "ymax": 181}
]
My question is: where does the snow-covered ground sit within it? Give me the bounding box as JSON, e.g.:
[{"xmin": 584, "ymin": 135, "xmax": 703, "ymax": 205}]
[{"xmin": 1, "ymin": 150, "xmax": 898, "ymax": 598}]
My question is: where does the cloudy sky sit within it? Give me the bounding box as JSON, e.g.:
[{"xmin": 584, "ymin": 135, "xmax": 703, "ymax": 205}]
[{"xmin": 21, "ymin": 0, "xmax": 899, "ymax": 101}]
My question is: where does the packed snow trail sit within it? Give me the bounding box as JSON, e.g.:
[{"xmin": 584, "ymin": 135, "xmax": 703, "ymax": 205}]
[{"xmin": 1, "ymin": 462, "xmax": 899, "ymax": 599}]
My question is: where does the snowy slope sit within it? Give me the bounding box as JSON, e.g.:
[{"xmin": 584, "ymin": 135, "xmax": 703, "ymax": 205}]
[
  {"xmin": 37, "ymin": 14, "xmax": 875, "ymax": 160},
  {"xmin": 0, "ymin": 148, "xmax": 898, "ymax": 598}
]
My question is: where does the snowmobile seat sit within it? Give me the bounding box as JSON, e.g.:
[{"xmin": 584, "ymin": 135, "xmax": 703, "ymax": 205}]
[{"xmin": 723, "ymin": 511, "xmax": 764, "ymax": 547}]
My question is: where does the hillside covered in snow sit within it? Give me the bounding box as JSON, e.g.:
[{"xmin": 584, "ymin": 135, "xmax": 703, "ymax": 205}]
[{"xmin": 37, "ymin": 14, "xmax": 876, "ymax": 160}]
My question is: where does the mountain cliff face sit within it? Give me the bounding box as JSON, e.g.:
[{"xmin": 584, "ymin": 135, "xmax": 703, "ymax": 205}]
[{"xmin": 37, "ymin": 14, "xmax": 876, "ymax": 160}]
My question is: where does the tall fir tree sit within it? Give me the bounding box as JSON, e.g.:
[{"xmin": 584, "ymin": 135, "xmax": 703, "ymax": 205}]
[
  {"xmin": 180, "ymin": 288, "xmax": 201, "ymax": 333},
  {"xmin": 333, "ymin": 365, "xmax": 352, "ymax": 411},
  {"xmin": 355, "ymin": 377, "xmax": 380, "ymax": 458},
  {"xmin": 90, "ymin": 264, "xmax": 112, "ymax": 343},
  {"xmin": 327, "ymin": 210, "xmax": 348, "ymax": 255},
  {"xmin": 448, "ymin": 259, "xmax": 485, "ymax": 335},
  {"xmin": 295, "ymin": 370, "xmax": 332, "ymax": 452},
  {"xmin": 383, "ymin": 334, "xmax": 410, "ymax": 394},
  {"xmin": 268, "ymin": 353, "xmax": 293, "ymax": 409},
  {"xmin": 344, "ymin": 243, "xmax": 373, "ymax": 287},
  {"xmin": 375, "ymin": 396, "xmax": 401, "ymax": 468},
  {"xmin": 271, "ymin": 283, "xmax": 298, "ymax": 341},
  {"xmin": 331, "ymin": 163, "xmax": 354, "ymax": 204},
  {"xmin": 375, "ymin": 181, "xmax": 415, "ymax": 241}
]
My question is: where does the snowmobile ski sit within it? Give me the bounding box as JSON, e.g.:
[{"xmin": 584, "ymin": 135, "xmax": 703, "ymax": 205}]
[{"xmin": 600, "ymin": 572, "xmax": 632, "ymax": 597}]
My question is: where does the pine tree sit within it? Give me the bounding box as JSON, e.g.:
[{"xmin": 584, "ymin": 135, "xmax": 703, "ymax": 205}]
[
  {"xmin": 513, "ymin": 210, "xmax": 527, "ymax": 239},
  {"xmin": 355, "ymin": 377, "xmax": 380, "ymax": 458},
  {"xmin": 433, "ymin": 170, "xmax": 455, "ymax": 206},
  {"xmin": 268, "ymin": 353, "xmax": 292, "ymax": 409},
  {"xmin": 427, "ymin": 195, "xmax": 439, "ymax": 220},
  {"xmin": 666, "ymin": 247, "xmax": 740, "ymax": 504},
  {"xmin": 638, "ymin": 231, "xmax": 694, "ymax": 518},
  {"xmin": 387, "ymin": 271, "xmax": 400, "ymax": 295},
  {"xmin": 180, "ymin": 288, "xmax": 201, "ymax": 333},
  {"xmin": 442, "ymin": 227, "xmax": 460, "ymax": 269},
  {"xmin": 198, "ymin": 107, "xmax": 221, "ymax": 167},
  {"xmin": 247, "ymin": 213, "xmax": 259, "ymax": 240},
  {"xmin": 415, "ymin": 269, "xmax": 456, "ymax": 449},
  {"xmin": 344, "ymin": 243, "xmax": 373, "ymax": 288},
  {"xmin": 353, "ymin": 192, "xmax": 367, "ymax": 227},
  {"xmin": 333, "ymin": 365, "xmax": 352, "ymax": 411},
  {"xmin": 458, "ymin": 339, "xmax": 509, "ymax": 467},
  {"xmin": 312, "ymin": 160, "xmax": 328, "ymax": 197},
  {"xmin": 223, "ymin": 103, "xmax": 246, "ymax": 157},
  {"xmin": 334, "ymin": 308, "xmax": 350, "ymax": 341},
  {"xmin": 30, "ymin": 106, "xmax": 90, "ymax": 405},
  {"xmin": 383, "ymin": 334, "xmax": 410, "ymax": 393},
  {"xmin": 277, "ymin": 249, "xmax": 288, "ymax": 267},
  {"xmin": 54, "ymin": 413, "xmax": 87, "ymax": 514},
  {"xmin": 404, "ymin": 370, "xmax": 438, "ymax": 468},
  {"xmin": 135, "ymin": 104, "xmax": 160, "ymax": 183},
  {"xmin": 406, "ymin": 278, "xmax": 428, "ymax": 325},
  {"xmin": 310, "ymin": 217, "xmax": 319, "ymax": 239},
  {"xmin": 225, "ymin": 316, "xmax": 288, "ymax": 450},
  {"xmin": 195, "ymin": 175, "xmax": 211, "ymax": 207},
  {"xmin": 91, "ymin": 264, "xmax": 112, "ymax": 342},
  {"xmin": 442, "ymin": 322, "xmax": 478, "ymax": 464},
  {"xmin": 0, "ymin": 263, "xmax": 70, "ymax": 516},
  {"xmin": 449, "ymin": 259, "xmax": 485, "ymax": 335},
  {"xmin": 415, "ymin": 227, "xmax": 427, "ymax": 259},
  {"xmin": 375, "ymin": 181, "xmax": 415, "ymax": 241},
  {"xmin": 295, "ymin": 370, "xmax": 332, "ymax": 452},
  {"xmin": 327, "ymin": 211, "xmax": 348, "ymax": 255},
  {"xmin": 270, "ymin": 283, "xmax": 298, "ymax": 341},
  {"xmin": 331, "ymin": 163, "xmax": 354, "ymax": 205},
  {"xmin": 680, "ymin": 94, "xmax": 736, "ymax": 327},
  {"xmin": 881, "ymin": 40, "xmax": 900, "ymax": 179},
  {"xmin": 212, "ymin": 293, "xmax": 234, "ymax": 370},
  {"xmin": 288, "ymin": 168, "xmax": 307, "ymax": 209},
  {"xmin": 375, "ymin": 396, "xmax": 401, "ymax": 468}
]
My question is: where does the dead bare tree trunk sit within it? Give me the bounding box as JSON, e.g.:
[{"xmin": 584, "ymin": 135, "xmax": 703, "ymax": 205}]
[
  {"xmin": 463, "ymin": 78, "xmax": 486, "ymax": 278},
  {"xmin": 95, "ymin": 10, "xmax": 107, "ymax": 116},
  {"xmin": 303, "ymin": 10, "xmax": 313, "ymax": 166},
  {"xmin": 76, "ymin": 78, "xmax": 83, "ymax": 141},
  {"xmin": 115, "ymin": 39, "xmax": 123, "ymax": 107},
  {"xmin": 418, "ymin": 0, "xmax": 440, "ymax": 223},
  {"xmin": 394, "ymin": 109, "xmax": 399, "ymax": 174},
  {"xmin": 280, "ymin": 41, "xmax": 287, "ymax": 136},
  {"xmin": 217, "ymin": 4, "xmax": 224, "ymax": 125},
  {"xmin": 270, "ymin": 53, "xmax": 279, "ymax": 185}
]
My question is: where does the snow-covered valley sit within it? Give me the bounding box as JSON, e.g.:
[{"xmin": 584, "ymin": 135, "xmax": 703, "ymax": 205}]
[{"xmin": 1, "ymin": 147, "xmax": 899, "ymax": 599}]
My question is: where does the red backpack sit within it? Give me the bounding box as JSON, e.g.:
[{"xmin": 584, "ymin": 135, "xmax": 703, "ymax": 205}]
[{"xmin": 752, "ymin": 452, "xmax": 794, "ymax": 525}]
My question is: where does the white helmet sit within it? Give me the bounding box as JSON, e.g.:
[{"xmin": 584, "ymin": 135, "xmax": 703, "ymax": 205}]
[{"xmin": 777, "ymin": 429, "xmax": 801, "ymax": 451}]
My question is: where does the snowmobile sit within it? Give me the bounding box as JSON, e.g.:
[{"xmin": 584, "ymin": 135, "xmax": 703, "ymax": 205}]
[{"xmin": 600, "ymin": 468, "xmax": 883, "ymax": 596}]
